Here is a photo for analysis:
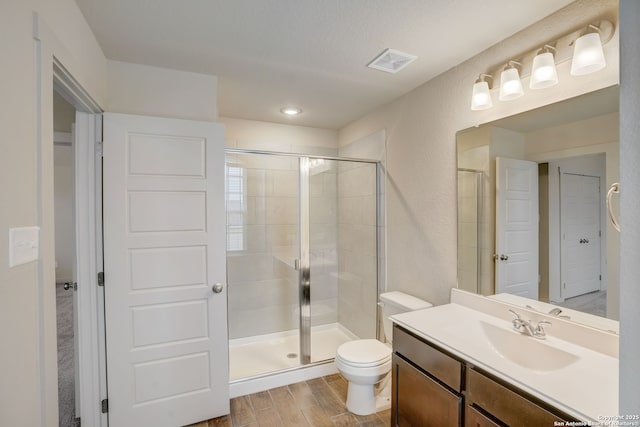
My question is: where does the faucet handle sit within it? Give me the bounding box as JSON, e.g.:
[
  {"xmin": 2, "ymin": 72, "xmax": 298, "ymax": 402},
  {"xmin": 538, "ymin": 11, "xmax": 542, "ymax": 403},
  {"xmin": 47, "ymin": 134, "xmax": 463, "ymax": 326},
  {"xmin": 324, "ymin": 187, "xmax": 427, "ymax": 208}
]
[
  {"xmin": 508, "ymin": 309, "xmax": 523, "ymax": 321},
  {"xmin": 547, "ymin": 307, "xmax": 563, "ymax": 316},
  {"xmin": 508, "ymin": 309, "xmax": 527, "ymax": 331},
  {"xmin": 533, "ymin": 320, "xmax": 552, "ymax": 337}
]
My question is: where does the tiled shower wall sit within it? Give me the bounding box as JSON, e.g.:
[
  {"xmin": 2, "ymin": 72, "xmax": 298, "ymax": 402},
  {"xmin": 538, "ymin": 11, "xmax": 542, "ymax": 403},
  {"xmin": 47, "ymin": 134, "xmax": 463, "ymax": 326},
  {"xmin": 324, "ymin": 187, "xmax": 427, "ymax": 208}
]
[
  {"xmin": 457, "ymin": 170, "xmax": 482, "ymax": 294},
  {"xmin": 309, "ymin": 162, "xmax": 339, "ymax": 329},
  {"xmin": 336, "ymin": 161, "xmax": 378, "ymax": 339},
  {"xmin": 337, "ymin": 130, "xmax": 386, "ymax": 340},
  {"xmin": 227, "ymin": 154, "xmax": 303, "ymax": 339}
]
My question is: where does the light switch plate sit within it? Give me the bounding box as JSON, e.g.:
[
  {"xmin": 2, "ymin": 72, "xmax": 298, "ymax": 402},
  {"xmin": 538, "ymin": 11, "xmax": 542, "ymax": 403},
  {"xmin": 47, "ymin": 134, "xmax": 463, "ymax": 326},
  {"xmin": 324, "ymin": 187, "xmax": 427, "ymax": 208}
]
[{"xmin": 9, "ymin": 226, "xmax": 40, "ymax": 267}]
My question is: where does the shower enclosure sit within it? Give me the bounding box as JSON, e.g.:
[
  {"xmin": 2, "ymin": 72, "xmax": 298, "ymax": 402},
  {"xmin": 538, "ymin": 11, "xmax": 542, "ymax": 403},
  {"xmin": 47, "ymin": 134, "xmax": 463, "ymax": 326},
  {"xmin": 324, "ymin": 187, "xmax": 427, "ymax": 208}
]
[
  {"xmin": 225, "ymin": 150, "xmax": 380, "ymax": 381},
  {"xmin": 457, "ymin": 168, "xmax": 484, "ymax": 294}
]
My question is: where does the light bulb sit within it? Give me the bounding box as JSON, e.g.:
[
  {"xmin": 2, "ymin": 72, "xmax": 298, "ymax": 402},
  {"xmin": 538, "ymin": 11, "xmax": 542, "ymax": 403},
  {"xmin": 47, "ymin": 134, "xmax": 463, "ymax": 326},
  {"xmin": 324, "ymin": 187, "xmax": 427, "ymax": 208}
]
[
  {"xmin": 571, "ymin": 32, "xmax": 606, "ymax": 76},
  {"xmin": 280, "ymin": 106, "xmax": 302, "ymax": 116},
  {"xmin": 499, "ymin": 67, "xmax": 524, "ymax": 101},
  {"xmin": 530, "ymin": 51, "xmax": 558, "ymax": 89},
  {"xmin": 471, "ymin": 80, "xmax": 493, "ymax": 111}
]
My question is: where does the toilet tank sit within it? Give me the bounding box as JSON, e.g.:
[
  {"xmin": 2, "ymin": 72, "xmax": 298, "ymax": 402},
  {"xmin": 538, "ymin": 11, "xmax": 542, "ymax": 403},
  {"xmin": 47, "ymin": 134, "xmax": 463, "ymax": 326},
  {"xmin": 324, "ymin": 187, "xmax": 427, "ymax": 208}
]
[{"xmin": 379, "ymin": 291, "xmax": 432, "ymax": 343}]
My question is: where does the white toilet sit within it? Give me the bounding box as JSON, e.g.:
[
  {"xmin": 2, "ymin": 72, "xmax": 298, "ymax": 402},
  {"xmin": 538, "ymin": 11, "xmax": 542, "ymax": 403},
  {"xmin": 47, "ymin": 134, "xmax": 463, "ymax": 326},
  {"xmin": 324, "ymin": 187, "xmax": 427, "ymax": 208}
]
[{"xmin": 335, "ymin": 291, "xmax": 432, "ymax": 415}]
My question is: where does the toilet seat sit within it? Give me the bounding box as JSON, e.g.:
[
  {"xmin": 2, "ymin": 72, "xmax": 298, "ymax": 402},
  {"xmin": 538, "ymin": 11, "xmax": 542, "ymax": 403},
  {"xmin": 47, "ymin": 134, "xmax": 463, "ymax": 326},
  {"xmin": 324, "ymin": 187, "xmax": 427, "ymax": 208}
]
[{"xmin": 336, "ymin": 339, "xmax": 392, "ymax": 368}]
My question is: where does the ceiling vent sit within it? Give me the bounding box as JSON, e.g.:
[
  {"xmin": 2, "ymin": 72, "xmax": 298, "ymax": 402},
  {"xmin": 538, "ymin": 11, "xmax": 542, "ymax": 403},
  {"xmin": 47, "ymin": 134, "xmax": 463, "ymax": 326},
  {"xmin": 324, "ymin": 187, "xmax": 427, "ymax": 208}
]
[{"xmin": 367, "ymin": 48, "xmax": 417, "ymax": 74}]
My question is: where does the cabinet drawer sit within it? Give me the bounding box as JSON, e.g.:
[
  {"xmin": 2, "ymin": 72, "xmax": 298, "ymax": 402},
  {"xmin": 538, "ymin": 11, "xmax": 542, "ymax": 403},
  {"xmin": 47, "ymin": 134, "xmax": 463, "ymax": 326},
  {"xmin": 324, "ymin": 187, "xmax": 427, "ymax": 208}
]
[
  {"xmin": 465, "ymin": 405, "xmax": 502, "ymax": 427},
  {"xmin": 393, "ymin": 325, "xmax": 462, "ymax": 391},
  {"xmin": 466, "ymin": 368, "xmax": 569, "ymax": 426},
  {"xmin": 392, "ymin": 354, "xmax": 462, "ymax": 427}
]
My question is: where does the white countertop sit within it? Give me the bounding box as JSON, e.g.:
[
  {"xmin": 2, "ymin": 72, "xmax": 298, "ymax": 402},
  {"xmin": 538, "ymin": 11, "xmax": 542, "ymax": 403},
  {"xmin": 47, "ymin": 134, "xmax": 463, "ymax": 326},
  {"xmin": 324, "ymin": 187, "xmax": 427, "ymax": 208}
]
[{"xmin": 390, "ymin": 291, "xmax": 619, "ymax": 422}]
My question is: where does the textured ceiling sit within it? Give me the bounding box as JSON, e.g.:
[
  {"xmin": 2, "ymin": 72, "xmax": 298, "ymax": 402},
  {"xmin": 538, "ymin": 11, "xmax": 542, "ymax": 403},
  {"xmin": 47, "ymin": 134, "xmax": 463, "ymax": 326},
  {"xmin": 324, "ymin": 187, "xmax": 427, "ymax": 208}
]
[{"xmin": 74, "ymin": 0, "xmax": 575, "ymax": 129}]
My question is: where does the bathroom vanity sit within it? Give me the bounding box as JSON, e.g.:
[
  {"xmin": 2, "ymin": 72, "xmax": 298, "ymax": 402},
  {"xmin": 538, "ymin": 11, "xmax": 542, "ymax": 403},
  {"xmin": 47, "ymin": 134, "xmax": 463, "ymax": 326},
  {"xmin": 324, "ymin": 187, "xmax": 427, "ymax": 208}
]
[
  {"xmin": 392, "ymin": 325, "xmax": 574, "ymax": 426},
  {"xmin": 390, "ymin": 289, "xmax": 619, "ymax": 426}
]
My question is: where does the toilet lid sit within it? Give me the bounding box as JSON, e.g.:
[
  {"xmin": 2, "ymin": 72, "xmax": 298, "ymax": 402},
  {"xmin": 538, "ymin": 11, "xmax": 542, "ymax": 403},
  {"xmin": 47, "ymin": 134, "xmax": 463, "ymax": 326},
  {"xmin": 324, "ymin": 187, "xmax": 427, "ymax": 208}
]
[{"xmin": 336, "ymin": 339, "xmax": 391, "ymax": 366}]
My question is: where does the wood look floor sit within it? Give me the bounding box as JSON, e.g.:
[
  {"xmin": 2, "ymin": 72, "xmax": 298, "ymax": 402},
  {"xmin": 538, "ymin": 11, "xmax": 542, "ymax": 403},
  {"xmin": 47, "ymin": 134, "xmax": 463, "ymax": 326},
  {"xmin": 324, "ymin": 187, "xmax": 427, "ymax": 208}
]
[{"xmin": 187, "ymin": 374, "xmax": 391, "ymax": 427}]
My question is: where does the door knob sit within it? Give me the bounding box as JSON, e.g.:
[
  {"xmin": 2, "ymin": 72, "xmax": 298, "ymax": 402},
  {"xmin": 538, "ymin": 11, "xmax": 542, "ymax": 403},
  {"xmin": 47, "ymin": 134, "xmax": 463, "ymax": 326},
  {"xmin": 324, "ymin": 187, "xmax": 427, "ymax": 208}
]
[
  {"xmin": 212, "ymin": 283, "xmax": 224, "ymax": 294},
  {"xmin": 63, "ymin": 282, "xmax": 77, "ymax": 291},
  {"xmin": 499, "ymin": 254, "xmax": 509, "ymax": 261}
]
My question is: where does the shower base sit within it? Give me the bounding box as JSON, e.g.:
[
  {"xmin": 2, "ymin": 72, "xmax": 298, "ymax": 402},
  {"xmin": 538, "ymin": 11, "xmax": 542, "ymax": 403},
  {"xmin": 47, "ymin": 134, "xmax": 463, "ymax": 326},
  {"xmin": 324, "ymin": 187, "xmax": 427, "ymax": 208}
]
[{"xmin": 229, "ymin": 323, "xmax": 357, "ymax": 381}]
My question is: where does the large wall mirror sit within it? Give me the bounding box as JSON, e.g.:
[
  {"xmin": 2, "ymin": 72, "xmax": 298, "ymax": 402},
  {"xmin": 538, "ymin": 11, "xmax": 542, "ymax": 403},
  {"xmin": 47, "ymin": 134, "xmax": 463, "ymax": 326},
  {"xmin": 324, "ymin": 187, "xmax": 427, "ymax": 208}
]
[{"xmin": 457, "ymin": 85, "xmax": 620, "ymax": 332}]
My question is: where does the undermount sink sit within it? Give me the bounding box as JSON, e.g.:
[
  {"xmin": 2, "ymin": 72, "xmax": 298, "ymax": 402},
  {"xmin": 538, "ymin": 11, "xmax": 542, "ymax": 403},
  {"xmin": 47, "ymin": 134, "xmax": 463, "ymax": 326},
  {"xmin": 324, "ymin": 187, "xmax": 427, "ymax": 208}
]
[{"xmin": 480, "ymin": 321, "xmax": 580, "ymax": 372}]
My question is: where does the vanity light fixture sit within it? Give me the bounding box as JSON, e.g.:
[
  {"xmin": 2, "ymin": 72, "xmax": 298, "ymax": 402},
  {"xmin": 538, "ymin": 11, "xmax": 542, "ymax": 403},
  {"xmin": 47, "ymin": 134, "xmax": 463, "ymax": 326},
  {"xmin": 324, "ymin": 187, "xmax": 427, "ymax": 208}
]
[
  {"xmin": 470, "ymin": 74, "xmax": 493, "ymax": 111},
  {"xmin": 280, "ymin": 106, "xmax": 303, "ymax": 116},
  {"xmin": 499, "ymin": 61, "xmax": 524, "ymax": 101},
  {"xmin": 530, "ymin": 45, "xmax": 559, "ymax": 89},
  {"xmin": 469, "ymin": 18, "xmax": 615, "ymax": 111},
  {"xmin": 571, "ymin": 25, "xmax": 606, "ymax": 76}
]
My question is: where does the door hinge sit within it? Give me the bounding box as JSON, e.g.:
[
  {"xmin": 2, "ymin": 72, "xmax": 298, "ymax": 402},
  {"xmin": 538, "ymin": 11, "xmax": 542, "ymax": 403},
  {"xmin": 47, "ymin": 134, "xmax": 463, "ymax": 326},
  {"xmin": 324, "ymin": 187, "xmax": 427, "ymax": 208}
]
[
  {"xmin": 600, "ymin": 275, "xmax": 602, "ymax": 281},
  {"xmin": 95, "ymin": 140, "xmax": 103, "ymax": 158},
  {"xmin": 599, "ymin": 230, "xmax": 602, "ymax": 237},
  {"xmin": 101, "ymin": 398, "xmax": 108, "ymax": 413},
  {"xmin": 563, "ymin": 282, "xmax": 566, "ymax": 289},
  {"xmin": 98, "ymin": 272, "xmax": 105, "ymax": 287}
]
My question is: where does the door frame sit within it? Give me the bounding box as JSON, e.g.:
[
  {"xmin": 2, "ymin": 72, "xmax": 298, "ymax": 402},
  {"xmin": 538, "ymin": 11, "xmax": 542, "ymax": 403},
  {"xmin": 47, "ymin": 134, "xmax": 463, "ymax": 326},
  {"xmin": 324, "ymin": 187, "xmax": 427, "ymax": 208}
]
[
  {"xmin": 52, "ymin": 58, "xmax": 107, "ymax": 426},
  {"xmin": 34, "ymin": 13, "xmax": 108, "ymax": 426}
]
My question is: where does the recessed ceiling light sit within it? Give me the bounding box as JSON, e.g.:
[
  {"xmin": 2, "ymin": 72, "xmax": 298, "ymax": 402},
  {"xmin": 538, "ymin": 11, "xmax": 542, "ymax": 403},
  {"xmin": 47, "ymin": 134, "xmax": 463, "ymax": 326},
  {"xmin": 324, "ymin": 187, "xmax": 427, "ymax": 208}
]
[
  {"xmin": 367, "ymin": 48, "xmax": 417, "ymax": 74},
  {"xmin": 280, "ymin": 106, "xmax": 302, "ymax": 116}
]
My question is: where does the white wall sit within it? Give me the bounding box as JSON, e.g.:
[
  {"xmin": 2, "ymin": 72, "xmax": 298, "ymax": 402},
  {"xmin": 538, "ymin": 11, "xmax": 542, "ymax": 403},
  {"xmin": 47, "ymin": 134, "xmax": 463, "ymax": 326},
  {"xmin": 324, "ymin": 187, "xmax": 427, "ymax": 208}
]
[
  {"xmin": 107, "ymin": 60, "xmax": 218, "ymax": 121},
  {"xmin": 338, "ymin": 0, "xmax": 618, "ymax": 307},
  {"xmin": 53, "ymin": 91, "xmax": 75, "ymax": 132},
  {"xmin": 0, "ymin": 1, "xmax": 107, "ymax": 426},
  {"xmin": 221, "ymin": 116, "xmax": 338, "ymax": 155},
  {"xmin": 54, "ymin": 144, "xmax": 74, "ymax": 283},
  {"xmin": 619, "ymin": 0, "xmax": 640, "ymax": 416}
]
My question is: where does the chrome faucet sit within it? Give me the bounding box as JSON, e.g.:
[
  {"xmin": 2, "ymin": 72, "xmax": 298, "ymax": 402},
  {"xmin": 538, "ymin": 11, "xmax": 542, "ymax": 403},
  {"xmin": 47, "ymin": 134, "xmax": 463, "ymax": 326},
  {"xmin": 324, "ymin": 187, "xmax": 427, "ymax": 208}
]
[
  {"xmin": 525, "ymin": 304, "xmax": 571, "ymax": 319},
  {"xmin": 508, "ymin": 309, "xmax": 552, "ymax": 339},
  {"xmin": 547, "ymin": 307, "xmax": 563, "ymax": 316}
]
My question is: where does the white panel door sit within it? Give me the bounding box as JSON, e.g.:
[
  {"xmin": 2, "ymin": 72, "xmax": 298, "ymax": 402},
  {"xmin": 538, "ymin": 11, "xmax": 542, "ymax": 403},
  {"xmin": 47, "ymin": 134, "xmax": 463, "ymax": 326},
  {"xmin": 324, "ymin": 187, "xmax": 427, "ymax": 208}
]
[
  {"xmin": 561, "ymin": 173, "xmax": 602, "ymax": 299},
  {"xmin": 103, "ymin": 113, "xmax": 228, "ymax": 426},
  {"xmin": 495, "ymin": 157, "xmax": 539, "ymax": 299}
]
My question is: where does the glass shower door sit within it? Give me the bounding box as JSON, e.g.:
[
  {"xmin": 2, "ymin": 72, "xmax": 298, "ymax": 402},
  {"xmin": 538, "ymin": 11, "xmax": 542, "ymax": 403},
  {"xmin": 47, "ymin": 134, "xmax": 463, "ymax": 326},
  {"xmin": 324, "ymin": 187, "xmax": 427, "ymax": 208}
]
[
  {"xmin": 226, "ymin": 151, "xmax": 380, "ymax": 379},
  {"xmin": 307, "ymin": 158, "xmax": 379, "ymax": 363},
  {"xmin": 226, "ymin": 152, "xmax": 301, "ymax": 380}
]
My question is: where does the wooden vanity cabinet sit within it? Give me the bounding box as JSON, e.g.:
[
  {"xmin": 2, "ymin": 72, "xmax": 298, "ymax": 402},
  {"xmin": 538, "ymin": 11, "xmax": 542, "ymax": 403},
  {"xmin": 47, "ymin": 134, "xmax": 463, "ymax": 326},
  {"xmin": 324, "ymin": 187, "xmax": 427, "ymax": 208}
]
[
  {"xmin": 465, "ymin": 405, "xmax": 502, "ymax": 427},
  {"xmin": 392, "ymin": 355, "xmax": 462, "ymax": 426},
  {"xmin": 392, "ymin": 325, "xmax": 463, "ymax": 426},
  {"xmin": 391, "ymin": 324, "xmax": 576, "ymax": 427},
  {"xmin": 466, "ymin": 368, "xmax": 572, "ymax": 427}
]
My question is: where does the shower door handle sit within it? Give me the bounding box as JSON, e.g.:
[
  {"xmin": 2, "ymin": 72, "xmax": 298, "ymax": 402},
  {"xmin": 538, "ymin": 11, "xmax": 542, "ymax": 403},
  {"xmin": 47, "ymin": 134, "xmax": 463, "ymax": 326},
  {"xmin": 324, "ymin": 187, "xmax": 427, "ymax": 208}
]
[{"xmin": 212, "ymin": 283, "xmax": 224, "ymax": 294}]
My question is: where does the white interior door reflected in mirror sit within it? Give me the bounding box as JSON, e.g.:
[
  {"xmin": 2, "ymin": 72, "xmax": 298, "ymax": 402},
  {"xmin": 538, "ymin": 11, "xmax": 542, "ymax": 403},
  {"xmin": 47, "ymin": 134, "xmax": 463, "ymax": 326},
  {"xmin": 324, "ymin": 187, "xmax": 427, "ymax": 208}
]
[
  {"xmin": 560, "ymin": 173, "xmax": 602, "ymax": 299},
  {"xmin": 495, "ymin": 157, "xmax": 539, "ymax": 299}
]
